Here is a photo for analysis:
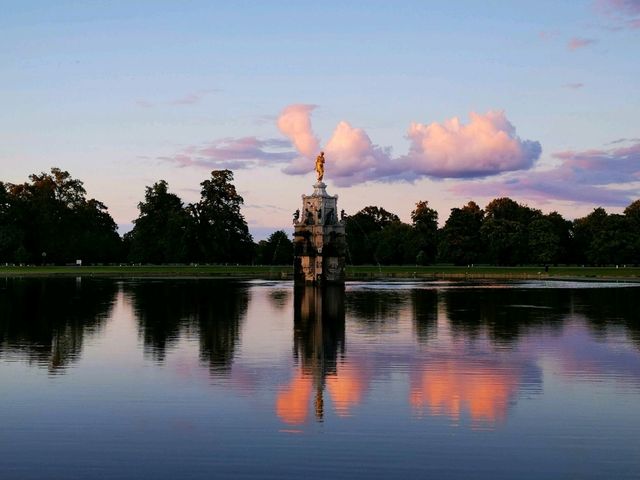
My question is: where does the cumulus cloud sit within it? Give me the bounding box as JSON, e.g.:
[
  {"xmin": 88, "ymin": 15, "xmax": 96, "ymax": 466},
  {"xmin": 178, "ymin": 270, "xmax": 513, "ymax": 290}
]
[
  {"xmin": 323, "ymin": 121, "xmax": 396, "ymax": 186},
  {"xmin": 277, "ymin": 106, "xmax": 541, "ymax": 185},
  {"xmin": 277, "ymin": 104, "xmax": 320, "ymax": 174},
  {"xmin": 568, "ymin": 37, "xmax": 597, "ymax": 50},
  {"xmin": 161, "ymin": 137, "xmax": 296, "ymax": 170},
  {"xmin": 404, "ymin": 111, "xmax": 541, "ymax": 178},
  {"xmin": 452, "ymin": 141, "xmax": 640, "ymax": 206},
  {"xmin": 162, "ymin": 104, "xmax": 541, "ymax": 187}
]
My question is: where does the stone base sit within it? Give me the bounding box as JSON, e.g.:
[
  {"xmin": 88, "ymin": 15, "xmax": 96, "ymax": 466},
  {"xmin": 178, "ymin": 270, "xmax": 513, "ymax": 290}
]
[{"xmin": 294, "ymin": 255, "xmax": 345, "ymax": 285}]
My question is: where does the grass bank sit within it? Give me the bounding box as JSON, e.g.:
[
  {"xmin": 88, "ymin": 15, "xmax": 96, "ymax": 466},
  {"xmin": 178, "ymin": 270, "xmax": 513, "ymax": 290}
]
[{"xmin": 1, "ymin": 264, "xmax": 639, "ymax": 281}]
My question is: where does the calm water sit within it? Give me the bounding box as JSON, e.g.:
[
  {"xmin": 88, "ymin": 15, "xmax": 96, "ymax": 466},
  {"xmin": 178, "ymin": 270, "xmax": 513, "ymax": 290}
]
[{"xmin": 1, "ymin": 277, "xmax": 639, "ymax": 479}]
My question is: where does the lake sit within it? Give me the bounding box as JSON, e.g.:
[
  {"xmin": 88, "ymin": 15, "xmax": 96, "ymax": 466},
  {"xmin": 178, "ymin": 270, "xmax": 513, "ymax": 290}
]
[{"xmin": 1, "ymin": 277, "xmax": 639, "ymax": 479}]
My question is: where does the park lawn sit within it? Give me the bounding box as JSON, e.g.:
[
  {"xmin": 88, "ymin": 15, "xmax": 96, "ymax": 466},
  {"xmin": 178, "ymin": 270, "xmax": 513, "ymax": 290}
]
[{"xmin": 1, "ymin": 264, "xmax": 639, "ymax": 280}]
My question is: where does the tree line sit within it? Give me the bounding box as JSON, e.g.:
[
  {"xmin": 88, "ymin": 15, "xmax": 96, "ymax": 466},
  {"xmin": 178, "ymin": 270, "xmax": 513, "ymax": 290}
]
[{"xmin": 1, "ymin": 167, "xmax": 639, "ymax": 266}]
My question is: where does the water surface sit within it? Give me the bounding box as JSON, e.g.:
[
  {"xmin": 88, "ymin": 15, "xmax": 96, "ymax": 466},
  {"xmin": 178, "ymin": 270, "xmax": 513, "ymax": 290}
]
[{"xmin": 1, "ymin": 278, "xmax": 639, "ymax": 479}]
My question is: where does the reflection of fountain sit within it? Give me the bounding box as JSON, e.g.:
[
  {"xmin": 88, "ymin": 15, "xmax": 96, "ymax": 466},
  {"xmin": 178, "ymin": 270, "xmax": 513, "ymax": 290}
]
[
  {"xmin": 294, "ymin": 285, "xmax": 345, "ymax": 421},
  {"xmin": 277, "ymin": 286, "xmax": 345, "ymax": 424}
]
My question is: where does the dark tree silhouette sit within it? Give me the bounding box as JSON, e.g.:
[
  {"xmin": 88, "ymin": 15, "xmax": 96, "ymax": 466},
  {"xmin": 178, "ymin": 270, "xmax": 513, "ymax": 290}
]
[
  {"xmin": 188, "ymin": 170, "xmax": 253, "ymax": 264},
  {"xmin": 125, "ymin": 180, "xmax": 191, "ymax": 263}
]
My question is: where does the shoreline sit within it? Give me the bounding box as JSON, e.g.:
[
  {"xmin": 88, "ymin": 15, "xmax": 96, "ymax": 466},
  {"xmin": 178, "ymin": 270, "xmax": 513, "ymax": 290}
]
[{"xmin": 2, "ymin": 265, "xmax": 640, "ymax": 282}]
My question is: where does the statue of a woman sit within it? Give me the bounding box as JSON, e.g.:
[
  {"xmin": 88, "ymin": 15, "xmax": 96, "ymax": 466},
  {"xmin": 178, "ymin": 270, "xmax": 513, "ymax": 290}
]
[{"xmin": 315, "ymin": 151, "xmax": 325, "ymax": 182}]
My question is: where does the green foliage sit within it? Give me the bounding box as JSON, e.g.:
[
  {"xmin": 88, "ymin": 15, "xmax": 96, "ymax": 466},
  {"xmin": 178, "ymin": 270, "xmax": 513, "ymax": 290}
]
[
  {"xmin": 344, "ymin": 206, "xmax": 401, "ymax": 264},
  {"xmin": 438, "ymin": 201, "xmax": 484, "ymax": 265},
  {"xmin": 0, "ymin": 168, "xmax": 121, "ymax": 264},
  {"xmin": 411, "ymin": 201, "xmax": 438, "ymax": 264},
  {"xmin": 126, "ymin": 180, "xmax": 191, "ymax": 263},
  {"xmin": 188, "ymin": 170, "xmax": 254, "ymax": 263},
  {"xmin": 128, "ymin": 170, "xmax": 254, "ymax": 264},
  {"xmin": 255, "ymin": 230, "xmax": 293, "ymax": 265}
]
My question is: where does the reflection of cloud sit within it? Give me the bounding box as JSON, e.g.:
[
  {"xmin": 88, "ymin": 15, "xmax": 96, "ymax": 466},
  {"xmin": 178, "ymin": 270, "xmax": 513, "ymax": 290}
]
[
  {"xmin": 543, "ymin": 322, "xmax": 640, "ymax": 385},
  {"xmin": 326, "ymin": 366, "xmax": 368, "ymax": 417},
  {"xmin": 276, "ymin": 371, "xmax": 313, "ymax": 425},
  {"xmin": 410, "ymin": 359, "xmax": 521, "ymax": 424},
  {"xmin": 452, "ymin": 141, "xmax": 640, "ymax": 206},
  {"xmin": 276, "ymin": 362, "xmax": 369, "ymax": 424}
]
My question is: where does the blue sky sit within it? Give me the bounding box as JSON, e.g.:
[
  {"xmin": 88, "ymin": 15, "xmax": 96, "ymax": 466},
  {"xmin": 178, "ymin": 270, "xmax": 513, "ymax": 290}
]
[{"xmin": 1, "ymin": 1, "xmax": 639, "ymax": 238}]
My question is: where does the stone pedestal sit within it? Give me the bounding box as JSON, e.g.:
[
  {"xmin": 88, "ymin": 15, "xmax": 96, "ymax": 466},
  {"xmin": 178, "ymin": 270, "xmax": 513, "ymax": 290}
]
[{"xmin": 293, "ymin": 182, "xmax": 346, "ymax": 285}]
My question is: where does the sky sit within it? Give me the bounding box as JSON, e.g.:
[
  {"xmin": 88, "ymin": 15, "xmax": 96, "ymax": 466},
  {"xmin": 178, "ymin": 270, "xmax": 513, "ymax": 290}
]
[{"xmin": 1, "ymin": 0, "xmax": 639, "ymax": 239}]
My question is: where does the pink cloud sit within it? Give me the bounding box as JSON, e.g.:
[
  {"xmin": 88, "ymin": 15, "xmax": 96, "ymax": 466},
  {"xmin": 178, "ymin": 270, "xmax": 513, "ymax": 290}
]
[
  {"xmin": 538, "ymin": 30, "xmax": 558, "ymax": 40},
  {"xmin": 452, "ymin": 141, "xmax": 640, "ymax": 206},
  {"xmin": 277, "ymin": 104, "xmax": 320, "ymax": 163},
  {"xmin": 323, "ymin": 121, "xmax": 396, "ymax": 186},
  {"xmin": 596, "ymin": 0, "xmax": 640, "ymax": 29},
  {"xmin": 404, "ymin": 111, "xmax": 541, "ymax": 178},
  {"xmin": 567, "ymin": 37, "xmax": 597, "ymax": 50},
  {"xmin": 161, "ymin": 137, "xmax": 296, "ymax": 170},
  {"xmin": 163, "ymin": 104, "xmax": 541, "ymax": 187},
  {"xmin": 279, "ymin": 106, "xmax": 540, "ymax": 185}
]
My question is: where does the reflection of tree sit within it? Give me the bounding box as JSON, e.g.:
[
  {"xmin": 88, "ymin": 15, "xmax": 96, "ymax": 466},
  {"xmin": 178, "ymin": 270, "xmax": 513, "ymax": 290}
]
[
  {"xmin": 438, "ymin": 285, "xmax": 640, "ymax": 351},
  {"xmin": 0, "ymin": 277, "xmax": 116, "ymax": 373},
  {"xmin": 345, "ymin": 289, "xmax": 408, "ymax": 332},
  {"xmin": 411, "ymin": 289, "xmax": 438, "ymax": 343},
  {"xmin": 442, "ymin": 286, "xmax": 569, "ymax": 343},
  {"xmin": 124, "ymin": 279, "xmax": 249, "ymax": 374},
  {"xmin": 571, "ymin": 288, "xmax": 640, "ymax": 349}
]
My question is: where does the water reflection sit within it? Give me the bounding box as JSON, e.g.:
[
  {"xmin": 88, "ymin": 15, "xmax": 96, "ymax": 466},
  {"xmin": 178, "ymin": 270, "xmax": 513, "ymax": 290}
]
[
  {"xmin": 123, "ymin": 279, "xmax": 249, "ymax": 374},
  {"xmin": 411, "ymin": 288, "xmax": 438, "ymax": 342},
  {"xmin": 277, "ymin": 286, "xmax": 348, "ymax": 424},
  {"xmin": 0, "ymin": 277, "xmax": 116, "ymax": 373},
  {"xmin": 442, "ymin": 286, "xmax": 569, "ymax": 343},
  {"xmin": 2, "ymin": 277, "xmax": 640, "ymax": 428}
]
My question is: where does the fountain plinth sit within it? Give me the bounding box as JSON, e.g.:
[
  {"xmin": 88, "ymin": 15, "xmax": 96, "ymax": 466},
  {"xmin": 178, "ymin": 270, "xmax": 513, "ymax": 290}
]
[{"xmin": 293, "ymin": 180, "xmax": 346, "ymax": 285}]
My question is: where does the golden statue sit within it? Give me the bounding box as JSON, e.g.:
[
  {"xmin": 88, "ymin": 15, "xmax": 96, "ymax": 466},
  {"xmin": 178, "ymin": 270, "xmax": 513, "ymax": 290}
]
[{"xmin": 315, "ymin": 151, "xmax": 325, "ymax": 182}]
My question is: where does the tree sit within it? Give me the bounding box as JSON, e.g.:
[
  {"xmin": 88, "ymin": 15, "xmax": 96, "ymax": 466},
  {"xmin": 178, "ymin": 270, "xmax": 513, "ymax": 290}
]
[
  {"xmin": 481, "ymin": 198, "xmax": 541, "ymax": 265},
  {"xmin": 375, "ymin": 221, "xmax": 420, "ymax": 264},
  {"xmin": 411, "ymin": 201, "xmax": 438, "ymax": 264},
  {"xmin": 438, "ymin": 201, "xmax": 485, "ymax": 265},
  {"xmin": 624, "ymin": 200, "xmax": 640, "ymax": 265},
  {"xmin": 573, "ymin": 208, "xmax": 634, "ymax": 265},
  {"xmin": 126, "ymin": 180, "xmax": 191, "ymax": 263},
  {"xmin": 344, "ymin": 206, "xmax": 400, "ymax": 264},
  {"xmin": 0, "ymin": 182, "xmax": 23, "ymax": 262},
  {"xmin": 1, "ymin": 168, "xmax": 121, "ymax": 264},
  {"xmin": 188, "ymin": 170, "xmax": 253, "ymax": 264},
  {"xmin": 255, "ymin": 230, "xmax": 293, "ymax": 265},
  {"xmin": 528, "ymin": 217, "xmax": 560, "ymax": 264}
]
